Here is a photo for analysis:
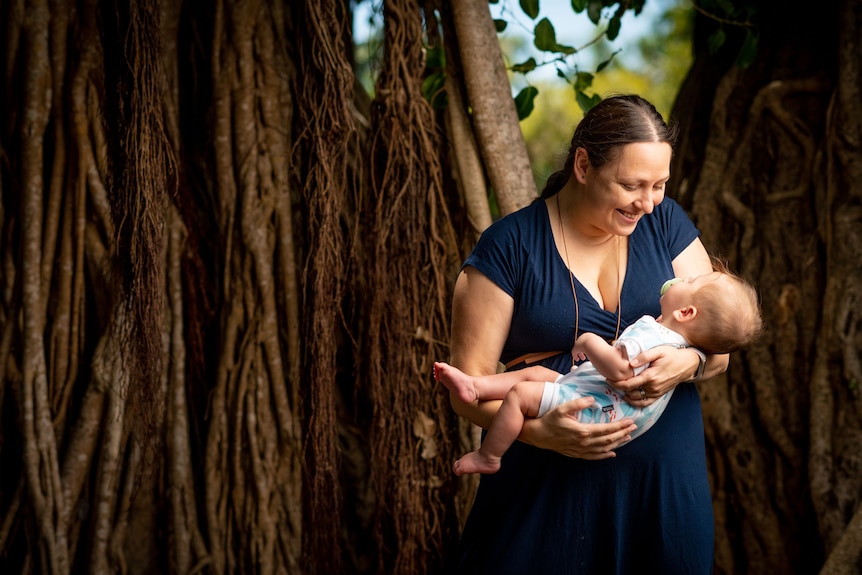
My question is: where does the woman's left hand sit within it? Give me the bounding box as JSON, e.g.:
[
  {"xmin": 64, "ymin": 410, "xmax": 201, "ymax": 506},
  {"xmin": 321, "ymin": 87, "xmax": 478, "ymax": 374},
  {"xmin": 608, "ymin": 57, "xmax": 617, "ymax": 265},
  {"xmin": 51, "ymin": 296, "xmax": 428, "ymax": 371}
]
[{"xmin": 608, "ymin": 346, "xmax": 703, "ymax": 406}]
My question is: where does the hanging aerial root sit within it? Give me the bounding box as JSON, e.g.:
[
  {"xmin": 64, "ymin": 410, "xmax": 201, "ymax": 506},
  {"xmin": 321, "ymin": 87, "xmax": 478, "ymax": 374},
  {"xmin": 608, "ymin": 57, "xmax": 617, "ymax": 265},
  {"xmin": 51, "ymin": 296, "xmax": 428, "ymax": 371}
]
[
  {"xmin": 364, "ymin": 0, "xmax": 462, "ymax": 572},
  {"xmin": 295, "ymin": 0, "xmax": 356, "ymax": 571},
  {"xmin": 101, "ymin": 0, "xmax": 176, "ymax": 449}
]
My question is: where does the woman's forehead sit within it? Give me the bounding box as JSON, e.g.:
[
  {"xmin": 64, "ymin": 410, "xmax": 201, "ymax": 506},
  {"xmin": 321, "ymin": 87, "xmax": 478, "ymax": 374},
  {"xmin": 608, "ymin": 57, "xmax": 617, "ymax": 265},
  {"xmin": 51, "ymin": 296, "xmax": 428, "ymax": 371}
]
[{"xmin": 609, "ymin": 142, "xmax": 672, "ymax": 176}]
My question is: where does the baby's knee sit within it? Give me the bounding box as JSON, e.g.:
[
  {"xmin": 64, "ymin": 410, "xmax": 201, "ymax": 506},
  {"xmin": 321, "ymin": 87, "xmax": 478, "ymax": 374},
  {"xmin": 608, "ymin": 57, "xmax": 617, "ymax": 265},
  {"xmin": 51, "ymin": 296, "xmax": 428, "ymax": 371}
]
[{"xmin": 507, "ymin": 381, "xmax": 544, "ymax": 412}]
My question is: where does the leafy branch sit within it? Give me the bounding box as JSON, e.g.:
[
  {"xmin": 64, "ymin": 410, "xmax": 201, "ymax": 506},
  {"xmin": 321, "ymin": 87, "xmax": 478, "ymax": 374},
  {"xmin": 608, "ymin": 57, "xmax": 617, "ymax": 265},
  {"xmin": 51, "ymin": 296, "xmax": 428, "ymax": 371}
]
[{"xmin": 492, "ymin": 0, "xmax": 645, "ymax": 117}]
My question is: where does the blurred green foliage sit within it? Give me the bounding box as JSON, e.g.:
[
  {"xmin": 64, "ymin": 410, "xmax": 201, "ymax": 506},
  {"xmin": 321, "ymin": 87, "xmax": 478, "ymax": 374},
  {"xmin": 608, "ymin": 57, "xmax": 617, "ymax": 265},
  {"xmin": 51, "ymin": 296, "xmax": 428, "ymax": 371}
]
[
  {"xmin": 351, "ymin": 0, "xmax": 695, "ymax": 194},
  {"xmin": 504, "ymin": 0, "xmax": 694, "ymax": 191}
]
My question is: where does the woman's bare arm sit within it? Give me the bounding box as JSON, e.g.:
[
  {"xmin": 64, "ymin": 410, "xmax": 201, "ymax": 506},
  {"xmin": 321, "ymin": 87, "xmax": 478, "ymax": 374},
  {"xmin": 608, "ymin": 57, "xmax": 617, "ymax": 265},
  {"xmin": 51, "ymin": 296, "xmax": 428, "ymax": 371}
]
[{"xmin": 448, "ymin": 267, "xmax": 514, "ymax": 428}]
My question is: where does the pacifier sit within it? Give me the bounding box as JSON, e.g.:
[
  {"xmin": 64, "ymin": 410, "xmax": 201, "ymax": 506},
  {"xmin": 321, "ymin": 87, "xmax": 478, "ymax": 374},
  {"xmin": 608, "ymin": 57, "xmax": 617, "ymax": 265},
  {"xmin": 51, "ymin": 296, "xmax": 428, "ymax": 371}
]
[{"xmin": 660, "ymin": 277, "xmax": 682, "ymax": 296}]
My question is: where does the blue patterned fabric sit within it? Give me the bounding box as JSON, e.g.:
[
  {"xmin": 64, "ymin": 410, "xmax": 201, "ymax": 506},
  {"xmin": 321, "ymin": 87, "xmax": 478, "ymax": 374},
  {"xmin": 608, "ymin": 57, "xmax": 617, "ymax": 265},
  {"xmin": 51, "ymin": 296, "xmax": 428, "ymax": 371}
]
[{"xmin": 539, "ymin": 316, "xmax": 689, "ymax": 441}]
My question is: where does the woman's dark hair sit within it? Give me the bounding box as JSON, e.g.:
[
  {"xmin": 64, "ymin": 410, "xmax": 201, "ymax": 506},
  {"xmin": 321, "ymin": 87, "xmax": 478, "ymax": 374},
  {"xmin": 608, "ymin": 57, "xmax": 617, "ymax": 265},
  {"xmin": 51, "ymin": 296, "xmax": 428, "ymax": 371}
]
[{"xmin": 541, "ymin": 94, "xmax": 679, "ymax": 198}]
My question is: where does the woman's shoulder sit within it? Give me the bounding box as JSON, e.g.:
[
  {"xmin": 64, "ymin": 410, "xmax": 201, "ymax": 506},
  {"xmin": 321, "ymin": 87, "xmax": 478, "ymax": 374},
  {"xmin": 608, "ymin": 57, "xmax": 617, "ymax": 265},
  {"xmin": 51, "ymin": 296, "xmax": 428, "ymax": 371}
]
[
  {"xmin": 463, "ymin": 199, "xmax": 548, "ymax": 294},
  {"xmin": 637, "ymin": 197, "xmax": 698, "ymax": 243},
  {"xmin": 651, "ymin": 196, "xmax": 688, "ymax": 224},
  {"xmin": 491, "ymin": 198, "xmax": 546, "ymax": 229},
  {"xmin": 473, "ymin": 198, "xmax": 547, "ymax": 244}
]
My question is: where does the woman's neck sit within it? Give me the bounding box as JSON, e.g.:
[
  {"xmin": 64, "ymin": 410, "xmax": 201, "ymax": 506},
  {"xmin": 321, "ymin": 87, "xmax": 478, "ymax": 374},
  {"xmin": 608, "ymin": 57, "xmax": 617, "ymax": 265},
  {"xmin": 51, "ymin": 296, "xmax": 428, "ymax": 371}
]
[{"xmin": 554, "ymin": 185, "xmax": 616, "ymax": 248}]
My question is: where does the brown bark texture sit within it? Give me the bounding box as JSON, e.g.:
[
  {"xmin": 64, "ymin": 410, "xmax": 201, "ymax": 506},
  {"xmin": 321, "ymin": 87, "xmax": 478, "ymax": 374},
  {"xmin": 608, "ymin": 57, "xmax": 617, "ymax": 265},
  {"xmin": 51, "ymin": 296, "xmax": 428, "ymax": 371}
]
[
  {"xmin": 0, "ymin": 0, "xmax": 469, "ymax": 573},
  {"xmin": 670, "ymin": 1, "xmax": 862, "ymax": 573},
  {"xmin": 449, "ymin": 0, "xmax": 537, "ymax": 215},
  {"xmin": 0, "ymin": 0, "xmax": 860, "ymax": 574}
]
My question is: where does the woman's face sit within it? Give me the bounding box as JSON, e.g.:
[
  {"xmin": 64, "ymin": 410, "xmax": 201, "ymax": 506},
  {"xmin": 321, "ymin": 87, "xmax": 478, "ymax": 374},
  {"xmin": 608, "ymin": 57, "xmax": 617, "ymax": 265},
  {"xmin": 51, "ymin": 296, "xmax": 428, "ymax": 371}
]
[{"xmin": 578, "ymin": 142, "xmax": 672, "ymax": 237}]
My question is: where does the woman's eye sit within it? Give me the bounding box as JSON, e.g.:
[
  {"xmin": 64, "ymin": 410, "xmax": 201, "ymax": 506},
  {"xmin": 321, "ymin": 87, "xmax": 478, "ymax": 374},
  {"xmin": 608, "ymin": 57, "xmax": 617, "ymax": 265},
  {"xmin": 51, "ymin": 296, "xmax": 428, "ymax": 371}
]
[{"xmin": 622, "ymin": 184, "xmax": 637, "ymax": 191}]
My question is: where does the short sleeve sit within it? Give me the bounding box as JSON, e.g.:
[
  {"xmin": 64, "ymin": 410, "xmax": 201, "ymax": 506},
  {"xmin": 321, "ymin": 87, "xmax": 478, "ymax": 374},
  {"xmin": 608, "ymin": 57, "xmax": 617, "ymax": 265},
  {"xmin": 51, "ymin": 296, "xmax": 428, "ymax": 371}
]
[
  {"xmin": 462, "ymin": 221, "xmax": 520, "ymax": 298},
  {"xmin": 461, "ymin": 202, "xmax": 544, "ymax": 300},
  {"xmin": 617, "ymin": 338, "xmax": 649, "ymax": 376},
  {"xmin": 655, "ymin": 197, "xmax": 699, "ymax": 260},
  {"xmin": 615, "ymin": 318, "xmax": 651, "ymax": 376}
]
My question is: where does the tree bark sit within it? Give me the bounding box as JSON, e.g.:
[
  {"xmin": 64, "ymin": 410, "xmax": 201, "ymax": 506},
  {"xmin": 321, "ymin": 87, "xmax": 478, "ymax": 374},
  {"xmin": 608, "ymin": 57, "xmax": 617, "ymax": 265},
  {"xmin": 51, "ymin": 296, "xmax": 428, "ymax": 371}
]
[
  {"xmin": 450, "ymin": 0, "xmax": 537, "ymax": 215},
  {"xmin": 673, "ymin": 1, "xmax": 862, "ymax": 573}
]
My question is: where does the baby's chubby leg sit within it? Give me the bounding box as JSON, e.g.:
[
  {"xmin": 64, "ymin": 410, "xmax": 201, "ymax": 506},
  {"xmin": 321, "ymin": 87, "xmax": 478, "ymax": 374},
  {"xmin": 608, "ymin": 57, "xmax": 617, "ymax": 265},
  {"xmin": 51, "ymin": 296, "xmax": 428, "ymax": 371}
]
[
  {"xmin": 434, "ymin": 361, "xmax": 559, "ymax": 404},
  {"xmin": 453, "ymin": 379, "xmax": 546, "ymax": 475}
]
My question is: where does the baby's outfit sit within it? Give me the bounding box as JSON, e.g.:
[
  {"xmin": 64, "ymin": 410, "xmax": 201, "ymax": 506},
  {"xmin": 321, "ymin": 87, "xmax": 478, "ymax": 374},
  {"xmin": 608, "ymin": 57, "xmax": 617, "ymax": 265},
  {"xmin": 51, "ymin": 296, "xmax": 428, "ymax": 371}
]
[{"xmin": 537, "ymin": 316, "xmax": 688, "ymax": 440}]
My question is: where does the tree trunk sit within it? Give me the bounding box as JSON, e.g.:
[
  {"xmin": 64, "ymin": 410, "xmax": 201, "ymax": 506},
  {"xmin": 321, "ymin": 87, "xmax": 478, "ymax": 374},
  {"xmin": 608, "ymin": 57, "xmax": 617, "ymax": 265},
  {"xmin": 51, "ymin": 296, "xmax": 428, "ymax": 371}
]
[
  {"xmin": 450, "ymin": 0, "xmax": 537, "ymax": 215},
  {"xmin": 672, "ymin": 1, "xmax": 862, "ymax": 573}
]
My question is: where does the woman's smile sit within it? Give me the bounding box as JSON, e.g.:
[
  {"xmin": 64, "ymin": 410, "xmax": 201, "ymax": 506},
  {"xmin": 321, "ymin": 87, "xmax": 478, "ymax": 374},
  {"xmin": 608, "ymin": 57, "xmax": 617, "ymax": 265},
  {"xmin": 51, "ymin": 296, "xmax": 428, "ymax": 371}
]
[{"xmin": 617, "ymin": 208, "xmax": 641, "ymax": 222}]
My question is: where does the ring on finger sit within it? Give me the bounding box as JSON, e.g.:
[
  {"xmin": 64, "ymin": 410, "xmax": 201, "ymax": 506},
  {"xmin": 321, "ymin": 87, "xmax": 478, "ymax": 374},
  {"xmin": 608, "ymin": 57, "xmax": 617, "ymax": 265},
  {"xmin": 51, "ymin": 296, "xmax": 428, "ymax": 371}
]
[{"xmin": 638, "ymin": 387, "xmax": 646, "ymax": 401}]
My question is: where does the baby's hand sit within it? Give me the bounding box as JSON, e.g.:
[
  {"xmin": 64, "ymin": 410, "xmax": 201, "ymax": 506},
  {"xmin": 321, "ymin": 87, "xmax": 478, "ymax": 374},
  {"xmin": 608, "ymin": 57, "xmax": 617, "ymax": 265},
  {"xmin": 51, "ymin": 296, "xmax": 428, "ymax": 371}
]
[{"xmin": 573, "ymin": 350, "xmax": 587, "ymax": 362}]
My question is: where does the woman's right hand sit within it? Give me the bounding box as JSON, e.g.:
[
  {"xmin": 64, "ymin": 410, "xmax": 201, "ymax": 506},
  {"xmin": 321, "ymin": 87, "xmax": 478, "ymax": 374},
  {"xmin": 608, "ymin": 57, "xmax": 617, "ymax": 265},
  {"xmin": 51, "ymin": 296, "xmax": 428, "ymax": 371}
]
[{"xmin": 521, "ymin": 397, "xmax": 637, "ymax": 459}]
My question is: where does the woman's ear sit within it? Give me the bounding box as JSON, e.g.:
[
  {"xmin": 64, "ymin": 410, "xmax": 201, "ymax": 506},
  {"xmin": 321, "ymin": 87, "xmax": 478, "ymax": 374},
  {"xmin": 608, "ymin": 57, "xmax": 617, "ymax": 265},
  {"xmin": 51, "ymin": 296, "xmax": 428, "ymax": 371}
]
[
  {"xmin": 672, "ymin": 306, "xmax": 698, "ymax": 323},
  {"xmin": 574, "ymin": 147, "xmax": 589, "ymax": 183}
]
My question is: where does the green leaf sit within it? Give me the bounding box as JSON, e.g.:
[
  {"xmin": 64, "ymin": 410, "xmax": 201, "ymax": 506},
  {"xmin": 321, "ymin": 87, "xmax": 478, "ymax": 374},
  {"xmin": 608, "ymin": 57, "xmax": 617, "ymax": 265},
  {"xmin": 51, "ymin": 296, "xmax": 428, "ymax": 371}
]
[
  {"xmin": 571, "ymin": 0, "xmax": 587, "ymax": 12},
  {"xmin": 520, "ymin": 0, "xmax": 539, "ymax": 19},
  {"xmin": 514, "ymin": 86, "xmax": 539, "ymax": 120},
  {"xmin": 425, "ymin": 46, "xmax": 445, "ymax": 69},
  {"xmin": 512, "ymin": 57, "xmax": 538, "ymax": 73},
  {"xmin": 587, "ymin": 0, "xmax": 602, "ymax": 24},
  {"xmin": 707, "ymin": 27, "xmax": 726, "ymax": 55},
  {"xmin": 606, "ymin": 14, "xmax": 621, "ymax": 40},
  {"xmin": 494, "ymin": 18, "xmax": 508, "ymax": 33},
  {"xmin": 421, "ymin": 71, "xmax": 447, "ymax": 109},
  {"xmin": 575, "ymin": 90, "xmax": 601, "ymax": 113},
  {"xmin": 595, "ymin": 50, "xmax": 619, "ymax": 72},
  {"xmin": 533, "ymin": 18, "xmax": 576, "ymax": 54},
  {"xmin": 533, "ymin": 18, "xmax": 558, "ymax": 52},
  {"xmin": 556, "ymin": 42, "xmax": 576, "ymax": 55},
  {"xmin": 736, "ymin": 29, "xmax": 759, "ymax": 68},
  {"xmin": 574, "ymin": 71, "xmax": 594, "ymax": 92}
]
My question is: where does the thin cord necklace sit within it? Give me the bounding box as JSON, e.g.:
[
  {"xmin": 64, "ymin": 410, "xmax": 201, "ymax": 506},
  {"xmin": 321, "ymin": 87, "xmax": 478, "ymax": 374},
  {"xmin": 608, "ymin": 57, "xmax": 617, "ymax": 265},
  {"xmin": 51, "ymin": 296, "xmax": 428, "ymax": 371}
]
[{"xmin": 556, "ymin": 193, "xmax": 622, "ymax": 368}]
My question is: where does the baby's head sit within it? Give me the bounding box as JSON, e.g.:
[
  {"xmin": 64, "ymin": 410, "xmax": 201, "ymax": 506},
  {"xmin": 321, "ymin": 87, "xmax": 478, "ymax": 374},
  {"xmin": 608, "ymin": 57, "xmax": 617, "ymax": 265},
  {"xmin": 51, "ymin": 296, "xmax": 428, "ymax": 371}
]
[{"xmin": 660, "ymin": 260, "xmax": 763, "ymax": 355}]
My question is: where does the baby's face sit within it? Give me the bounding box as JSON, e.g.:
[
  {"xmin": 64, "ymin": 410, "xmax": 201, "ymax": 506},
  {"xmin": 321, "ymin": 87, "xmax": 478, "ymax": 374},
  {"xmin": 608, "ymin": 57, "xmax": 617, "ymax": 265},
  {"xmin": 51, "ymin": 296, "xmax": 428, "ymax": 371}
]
[{"xmin": 659, "ymin": 271, "xmax": 725, "ymax": 315}]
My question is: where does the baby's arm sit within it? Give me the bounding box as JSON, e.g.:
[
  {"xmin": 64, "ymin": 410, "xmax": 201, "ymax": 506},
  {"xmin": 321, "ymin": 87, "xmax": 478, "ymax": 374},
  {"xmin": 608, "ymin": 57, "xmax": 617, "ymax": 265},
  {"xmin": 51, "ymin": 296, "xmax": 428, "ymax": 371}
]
[{"xmin": 572, "ymin": 333, "xmax": 635, "ymax": 381}]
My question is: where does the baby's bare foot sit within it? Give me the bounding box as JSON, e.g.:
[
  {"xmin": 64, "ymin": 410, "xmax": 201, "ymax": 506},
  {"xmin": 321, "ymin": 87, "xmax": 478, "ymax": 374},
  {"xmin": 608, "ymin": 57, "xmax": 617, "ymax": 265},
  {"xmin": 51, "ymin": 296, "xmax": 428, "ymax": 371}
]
[
  {"xmin": 433, "ymin": 361, "xmax": 479, "ymax": 404},
  {"xmin": 453, "ymin": 451, "xmax": 502, "ymax": 476}
]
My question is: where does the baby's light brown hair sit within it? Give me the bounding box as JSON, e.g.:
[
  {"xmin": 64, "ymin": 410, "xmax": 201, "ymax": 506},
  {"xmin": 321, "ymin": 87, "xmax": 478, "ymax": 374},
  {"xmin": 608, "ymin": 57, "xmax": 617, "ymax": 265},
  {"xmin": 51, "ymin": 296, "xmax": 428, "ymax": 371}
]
[{"xmin": 684, "ymin": 258, "xmax": 764, "ymax": 355}]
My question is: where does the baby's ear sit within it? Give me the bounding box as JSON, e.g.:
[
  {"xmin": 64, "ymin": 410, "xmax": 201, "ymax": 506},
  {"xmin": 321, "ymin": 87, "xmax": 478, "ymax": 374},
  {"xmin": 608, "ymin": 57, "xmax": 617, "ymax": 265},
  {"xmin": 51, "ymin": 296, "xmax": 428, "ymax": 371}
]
[{"xmin": 672, "ymin": 305, "xmax": 698, "ymax": 323}]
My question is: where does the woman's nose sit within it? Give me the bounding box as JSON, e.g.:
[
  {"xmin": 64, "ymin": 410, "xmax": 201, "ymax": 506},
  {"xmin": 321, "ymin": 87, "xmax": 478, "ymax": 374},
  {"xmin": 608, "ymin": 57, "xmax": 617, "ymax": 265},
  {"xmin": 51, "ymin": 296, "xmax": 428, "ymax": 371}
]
[{"xmin": 636, "ymin": 190, "xmax": 655, "ymax": 213}]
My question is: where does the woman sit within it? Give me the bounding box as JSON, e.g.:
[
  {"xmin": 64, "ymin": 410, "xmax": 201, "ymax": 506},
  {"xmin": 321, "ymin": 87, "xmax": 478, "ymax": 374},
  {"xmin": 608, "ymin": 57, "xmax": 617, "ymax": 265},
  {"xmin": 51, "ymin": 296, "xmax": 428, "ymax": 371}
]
[{"xmin": 449, "ymin": 94, "xmax": 728, "ymax": 574}]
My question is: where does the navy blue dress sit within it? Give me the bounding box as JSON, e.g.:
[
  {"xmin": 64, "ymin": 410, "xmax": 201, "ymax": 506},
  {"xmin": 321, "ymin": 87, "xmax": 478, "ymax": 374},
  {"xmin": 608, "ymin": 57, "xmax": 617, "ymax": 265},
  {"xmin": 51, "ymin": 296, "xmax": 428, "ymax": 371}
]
[{"xmin": 453, "ymin": 197, "xmax": 714, "ymax": 574}]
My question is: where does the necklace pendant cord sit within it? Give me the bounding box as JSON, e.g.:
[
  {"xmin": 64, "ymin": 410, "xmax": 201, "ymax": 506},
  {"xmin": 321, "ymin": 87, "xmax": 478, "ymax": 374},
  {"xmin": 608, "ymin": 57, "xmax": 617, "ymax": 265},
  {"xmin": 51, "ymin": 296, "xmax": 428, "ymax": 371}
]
[{"xmin": 555, "ymin": 194, "xmax": 622, "ymax": 368}]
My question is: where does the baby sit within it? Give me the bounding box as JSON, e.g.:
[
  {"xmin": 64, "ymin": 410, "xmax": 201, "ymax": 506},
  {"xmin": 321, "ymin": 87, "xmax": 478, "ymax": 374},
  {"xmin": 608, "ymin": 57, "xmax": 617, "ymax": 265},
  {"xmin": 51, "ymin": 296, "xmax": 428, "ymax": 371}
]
[{"xmin": 436, "ymin": 264, "xmax": 763, "ymax": 475}]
